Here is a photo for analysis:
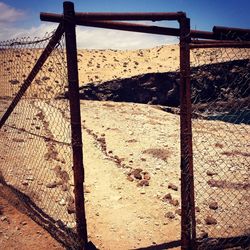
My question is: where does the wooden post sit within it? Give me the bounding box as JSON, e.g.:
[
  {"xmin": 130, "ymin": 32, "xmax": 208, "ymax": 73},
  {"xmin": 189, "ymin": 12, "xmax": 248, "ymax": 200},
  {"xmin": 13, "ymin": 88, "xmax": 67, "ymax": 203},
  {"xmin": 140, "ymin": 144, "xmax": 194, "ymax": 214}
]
[
  {"xmin": 179, "ymin": 16, "xmax": 196, "ymax": 250},
  {"xmin": 63, "ymin": 1, "xmax": 88, "ymax": 249}
]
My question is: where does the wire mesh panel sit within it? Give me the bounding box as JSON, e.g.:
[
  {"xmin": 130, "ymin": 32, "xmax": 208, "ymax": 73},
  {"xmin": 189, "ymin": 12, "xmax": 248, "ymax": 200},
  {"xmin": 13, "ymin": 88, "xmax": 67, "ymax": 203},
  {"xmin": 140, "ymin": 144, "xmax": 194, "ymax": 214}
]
[
  {"xmin": 190, "ymin": 36, "xmax": 250, "ymax": 249},
  {"xmin": 0, "ymin": 32, "xmax": 80, "ymax": 248}
]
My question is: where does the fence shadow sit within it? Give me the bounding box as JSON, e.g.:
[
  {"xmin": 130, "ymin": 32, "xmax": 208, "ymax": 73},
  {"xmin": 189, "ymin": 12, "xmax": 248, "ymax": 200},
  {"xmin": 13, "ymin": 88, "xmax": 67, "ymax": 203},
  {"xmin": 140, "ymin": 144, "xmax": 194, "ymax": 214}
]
[
  {"xmin": 0, "ymin": 171, "xmax": 92, "ymax": 250},
  {"xmin": 132, "ymin": 240, "xmax": 181, "ymax": 250},
  {"xmin": 197, "ymin": 235, "xmax": 250, "ymax": 250}
]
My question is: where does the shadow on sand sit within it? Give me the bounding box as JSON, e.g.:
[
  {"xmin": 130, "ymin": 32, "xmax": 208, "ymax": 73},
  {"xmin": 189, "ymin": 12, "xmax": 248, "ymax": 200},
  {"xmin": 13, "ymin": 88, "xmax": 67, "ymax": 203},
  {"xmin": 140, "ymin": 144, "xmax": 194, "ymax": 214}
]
[{"xmin": 0, "ymin": 171, "xmax": 97, "ymax": 250}]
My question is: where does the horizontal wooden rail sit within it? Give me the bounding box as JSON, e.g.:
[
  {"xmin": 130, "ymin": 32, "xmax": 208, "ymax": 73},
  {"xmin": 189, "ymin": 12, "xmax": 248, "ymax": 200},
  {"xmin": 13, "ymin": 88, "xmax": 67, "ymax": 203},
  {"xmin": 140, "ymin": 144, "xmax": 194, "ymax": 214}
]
[
  {"xmin": 213, "ymin": 26, "xmax": 250, "ymax": 40},
  {"xmin": 41, "ymin": 11, "xmax": 186, "ymax": 22},
  {"xmin": 190, "ymin": 42, "xmax": 250, "ymax": 49}
]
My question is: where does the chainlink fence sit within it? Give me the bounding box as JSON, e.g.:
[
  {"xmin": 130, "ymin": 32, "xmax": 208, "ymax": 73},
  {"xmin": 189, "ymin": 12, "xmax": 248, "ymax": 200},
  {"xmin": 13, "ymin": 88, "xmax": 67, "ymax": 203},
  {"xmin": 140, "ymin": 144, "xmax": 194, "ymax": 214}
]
[
  {"xmin": 190, "ymin": 33, "xmax": 250, "ymax": 249},
  {"xmin": 0, "ymin": 31, "xmax": 81, "ymax": 248}
]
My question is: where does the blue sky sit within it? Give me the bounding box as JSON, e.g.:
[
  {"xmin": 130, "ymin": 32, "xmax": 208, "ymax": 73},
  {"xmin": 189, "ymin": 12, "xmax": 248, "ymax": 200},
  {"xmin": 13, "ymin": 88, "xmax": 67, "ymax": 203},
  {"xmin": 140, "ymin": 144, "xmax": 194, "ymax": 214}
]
[{"xmin": 1, "ymin": 0, "xmax": 250, "ymax": 49}]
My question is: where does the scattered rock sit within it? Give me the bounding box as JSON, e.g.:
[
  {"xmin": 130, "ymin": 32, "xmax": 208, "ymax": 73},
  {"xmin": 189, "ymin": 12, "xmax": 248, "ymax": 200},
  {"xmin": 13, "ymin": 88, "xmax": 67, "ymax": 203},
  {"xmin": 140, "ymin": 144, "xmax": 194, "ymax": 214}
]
[
  {"xmin": 206, "ymin": 170, "xmax": 218, "ymax": 176},
  {"xmin": 169, "ymin": 199, "xmax": 179, "ymax": 207},
  {"xmin": 199, "ymin": 231, "xmax": 208, "ymax": 239},
  {"xmin": 165, "ymin": 212, "xmax": 175, "ymax": 219},
  {"xmin": 196, "ymin": 218, "xmax": 202, "ymax": 224},
  {"xmin": 209, "ymin": 201, "xmax": 219, "ymax": 210},
  {"xmin": 127, "ymin": 175, "xmax": 134, "ymax": 182},
  {"xmin": 162, "ymin": 193, "xmax": 172, "ymax": 201},
  {"xmin": 195, "ymin": 206, "xmax": 200, "ymax": 212},
  {"xmin": 84, "ymin": 185, "xmax": 91, "ymax": 193},
  {"xmin": 168, "ymin": 183, "xmax": 178, "ymax": 191},
  {"xmin": 46, "ymin": 182, "xmax": 57, "ymax": 188},
  {"xmin": 1, "ymin": 216, "xmax": 10, "ymax": 223},
  {"xmin": 22, "ymin": 180, "xmax": 29, "ymax": 186},
  {"xmin": 67, "ymin": 202, "xmax": 76, "ymax": 214},
  {"xmin": 205, "ymin": 216, "xmax": 217, "ymax": 225},
  {"xmin": 175, "ymin": 209, "xmax": 181, "ymax": 216},
  {"xmin": 129, "ymin": 168, "xmax": 143, "ymax": 180},
  {"xmin": 26, "ymin": 175, "xmax": 34, "ymax": 181},
  {"xmin": 137, "ymin": 180, "xmax": 149, "ymax": 187},
  {"xmin": 59, "ymin": 199, "xmax": 66, "ymax": 206},
  {"xmin": 143, "ymin": 172, "xmax": 151, "ymax": 180},
  {"xmin": 62, "ymin": 183, "xmax": 69, "ymax": 192},
  {"xmin": 9, "ymin": 79, "xmax": 20, "ymax": 85}
]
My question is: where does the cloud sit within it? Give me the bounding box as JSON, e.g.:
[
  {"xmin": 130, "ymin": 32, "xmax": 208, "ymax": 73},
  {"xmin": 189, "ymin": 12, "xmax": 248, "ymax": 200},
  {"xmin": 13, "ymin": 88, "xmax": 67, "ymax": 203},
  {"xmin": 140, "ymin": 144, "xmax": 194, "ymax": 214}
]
[
  {"xmin": 76, "ymin": 26, "xmax": 177, "ymax": 50},
  {"xmin": 0, "ymin": 20, "xmax": 177, "ymax": 50},
  {"xmin": 0, "ymin": 2, "xmax": 25, "ymax": 23}
]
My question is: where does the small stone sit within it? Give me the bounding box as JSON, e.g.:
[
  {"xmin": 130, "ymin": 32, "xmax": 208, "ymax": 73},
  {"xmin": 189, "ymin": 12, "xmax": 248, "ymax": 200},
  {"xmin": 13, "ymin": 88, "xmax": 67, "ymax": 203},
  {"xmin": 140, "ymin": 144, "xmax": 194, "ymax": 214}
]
[
  {"xmin": 206, "ymin": 170, "xmax": 217, "ymax": 176},
  {"xmin": 59, "ymin": 199, "xmax": 66, "ymax": 206},
  {"xmin": 84, "ymin": 186, "xmax": 91, "ymax": 193},
  {"xmin": 140, "ymin": 189, "xmax": 146, "ymax": 194},
  {"xmin": 1, "ymin": 216, "xmax": 10, "ymax": 223},
  {"xmin": 137, "ymin": 180, "xmax": 149, "ymax": 187},
  {"xmin": 205, "ymin": 216, "xmax": 217, "ymax": 225},
  {"xmin": 26, "ymin": 176, "xmax": 34, "ymax": 181},
  {"xmin": 143, "ymin": 172, "xmax": 151, "ymax": 180},
  {"xmin": 127, "ymin": 175, "xmax": 134, "ymax": 182},
  {"xmin": 46, "ymin": 182, "xmax": 57, "ymax": 188},
  {"xmin": 196, "ymin": 218, "xmax": 202, "ymax": 224},
  {"xmin": 195, "ymin": 206, "xmax": 200, "ymax": 212},
  {"xmin": 165, "ymin": 212, "xmax": 175, "ymax": 219},
  {"xmin": 175, "ymin": 209, "xmax": 181, "ymax": 216},
  {"xmin": 209, "ymin": 201, "xmax": 218, "ymax": 210},
  {"xmin": 130, "ymin": 168, "xmax": 143, "ymax": 180},
  {"xmin": 169, "ymin": 199, "xmax": 179, "ymax": 207},
  {"xmin": 22, "ymin": 181, "xmax": 29, "ymax": 186},
  {"xmin": 62, "ymin": 183, "xmax": 69, "ymax": 192},
  {"xmin": 21, "ymin": 221, "xmax": 27, "ymax": 226},
  {"xmin": 162, "ymin": 193, "xmax": 172, "ymax": 201},
  {"xmin": 168, "ymin": 183, "xmax": 178, "ymax": 191},
  {"xmin": 199, "ymin": 231, "xmax": 208, "ymax": 239},
  {"xmin": 67, "ymin": 203, "xmax": 76, "ymax": 214}
]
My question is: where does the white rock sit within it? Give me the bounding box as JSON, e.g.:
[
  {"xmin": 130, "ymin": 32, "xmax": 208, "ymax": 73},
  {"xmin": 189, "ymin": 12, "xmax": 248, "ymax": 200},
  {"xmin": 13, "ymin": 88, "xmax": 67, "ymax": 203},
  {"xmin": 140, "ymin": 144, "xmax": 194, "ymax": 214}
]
[{"xmin": 59, "ymin": 199, "xmax": 66, "ymax": 206}]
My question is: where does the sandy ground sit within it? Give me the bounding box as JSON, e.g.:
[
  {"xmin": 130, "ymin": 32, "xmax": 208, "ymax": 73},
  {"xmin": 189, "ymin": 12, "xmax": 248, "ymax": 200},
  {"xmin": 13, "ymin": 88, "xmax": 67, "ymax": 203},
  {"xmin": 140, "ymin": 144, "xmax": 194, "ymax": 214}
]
[{"xmin": 0, "ymin": 44, "xmax": 249, "ymax": 249}]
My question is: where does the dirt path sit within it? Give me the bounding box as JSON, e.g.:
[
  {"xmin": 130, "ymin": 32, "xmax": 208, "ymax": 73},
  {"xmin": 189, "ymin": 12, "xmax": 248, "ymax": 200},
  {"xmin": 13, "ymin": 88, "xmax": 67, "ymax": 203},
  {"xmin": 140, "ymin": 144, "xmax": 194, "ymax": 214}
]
[
  {"xmin": 0, "ymin": 99, "xmax": 249, "ymax": 249},
  {"xmin": 0, "ymin": 183, "xmax": 63, "ymax": 250}
]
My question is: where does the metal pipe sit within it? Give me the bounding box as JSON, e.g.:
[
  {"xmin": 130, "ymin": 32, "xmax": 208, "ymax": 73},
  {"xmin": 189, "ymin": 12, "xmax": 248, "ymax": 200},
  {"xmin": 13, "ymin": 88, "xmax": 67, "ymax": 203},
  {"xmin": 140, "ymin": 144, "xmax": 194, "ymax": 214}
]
[
  {"xmin": 41, "ymin": 11, "xmax": 186, "ymax": 22},
  {"xmin": 190, "ymin": 30, "xmax": 216, "ymax": 40},
  {"xmin": 190, "ymin": 39, "xmax": 241, "ymax": 44},
  {"xmin": 190, "ymin": 42, "xmax": 250, "ymax": 49},
  {"xmin": 75, "ymin": 20, "xmax": 180, "ymax": 36},
  {"xmin": 0, "ymin": 23, "xmax": 64, "ymax": 129},
  {"xmin": 63, "ymin": 1, "xmax": 88, "ymax": 249},
  {"xmin": 40, "ymin": 12, "xmax": 218, "ymax": 40},
  {"xmin": 213, "ymin": 26, "xmax": 250, "ymax": 40},
  {"xmin": 179, "ymin": 16, "xmax": 196, "ymax": 250}
]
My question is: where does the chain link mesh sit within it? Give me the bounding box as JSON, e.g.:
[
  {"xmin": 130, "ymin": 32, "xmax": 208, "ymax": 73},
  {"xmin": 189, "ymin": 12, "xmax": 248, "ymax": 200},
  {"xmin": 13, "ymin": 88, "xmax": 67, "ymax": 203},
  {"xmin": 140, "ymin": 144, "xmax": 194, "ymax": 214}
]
[
  {"xmin": 190, "ymin": 32, "xmax": 250, "ymax": 249},
  {"xmin": 0, "ymin": 31, "xmax": 80, "ymax": 248}
]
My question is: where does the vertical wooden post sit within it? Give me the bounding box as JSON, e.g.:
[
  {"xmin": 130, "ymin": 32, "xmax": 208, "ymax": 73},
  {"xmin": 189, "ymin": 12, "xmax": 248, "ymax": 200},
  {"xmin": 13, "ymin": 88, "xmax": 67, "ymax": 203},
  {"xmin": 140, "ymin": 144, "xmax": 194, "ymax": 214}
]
[
  {"xmin": 179, "ymin": 16, "xmax": 196, "ymax": 250},
  {"xmin": 63, "ymin": 1, "xmax": 88, "ymax": 249}
]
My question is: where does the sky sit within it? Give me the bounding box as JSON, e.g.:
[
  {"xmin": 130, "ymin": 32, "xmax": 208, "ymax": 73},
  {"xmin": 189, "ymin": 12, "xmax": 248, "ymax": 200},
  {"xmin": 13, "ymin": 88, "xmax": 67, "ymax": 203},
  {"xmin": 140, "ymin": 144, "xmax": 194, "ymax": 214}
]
[{"xmin": 0, "ymin": 0, "xmax": 250, "ymax": 49}]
